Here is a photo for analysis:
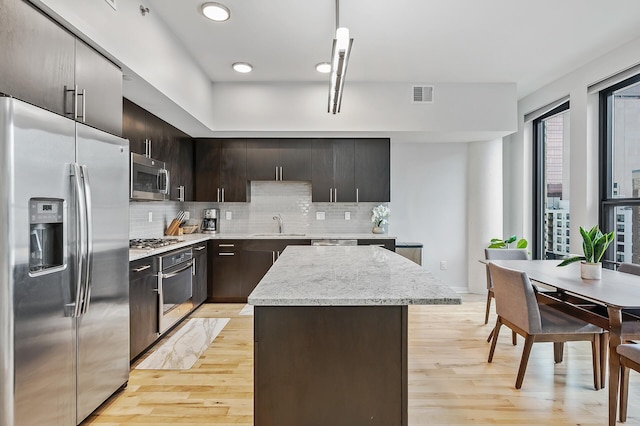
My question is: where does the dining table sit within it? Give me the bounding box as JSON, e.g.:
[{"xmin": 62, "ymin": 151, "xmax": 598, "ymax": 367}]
[{"xmin": 489, "ymin": 259, "xmax": 640, "ymax": 426}]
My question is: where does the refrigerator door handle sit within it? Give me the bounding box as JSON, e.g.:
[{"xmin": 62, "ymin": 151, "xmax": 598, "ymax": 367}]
[
  {"xmin": 80, "ymin": 165, "xmax": 93, "ymax": 315},
  {"xmin": 71, "ymin": 163, "xmax": 87, "ymax": 318}
]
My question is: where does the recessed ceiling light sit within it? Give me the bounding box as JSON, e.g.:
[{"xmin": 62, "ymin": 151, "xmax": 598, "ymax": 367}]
[
  {"xmin": 232, "ymin": 62, "xmax": 253, "ymax": 73},
  {"xmin": 315, "ymin": 62, "xmax": 331, "ymax": 73},
  {"xmin": 201, "ymin": 2, "xmax": 230, "ymax": 22}
]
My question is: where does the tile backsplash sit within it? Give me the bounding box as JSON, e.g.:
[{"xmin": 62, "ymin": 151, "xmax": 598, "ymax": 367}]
[{"xmin": 129, "ymin": 181, "xmax": 385, "ymax": 239}]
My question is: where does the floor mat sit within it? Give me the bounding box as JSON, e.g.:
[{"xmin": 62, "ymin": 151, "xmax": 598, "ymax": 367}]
[{"xmin": 135, "ymin": 317, "xmax": 230, "ymax": 370}]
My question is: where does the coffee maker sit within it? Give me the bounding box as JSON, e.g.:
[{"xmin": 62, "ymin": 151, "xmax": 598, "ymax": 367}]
[{"xmin": 201, "ymin": 208, "xmax": 219, "ymax": 233}]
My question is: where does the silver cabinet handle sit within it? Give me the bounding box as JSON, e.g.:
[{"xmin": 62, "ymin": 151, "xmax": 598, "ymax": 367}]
[
  {"xmin": 219, "ymin": 252, "xmax": 235, "ymax": 256},
  {"xmin": 219, "ymin": 243, "xmax": 235, "ymax": 247},
  {"xmin": 334, "ymin": 188, "xmax": 337, "ymax": 202},
  {"xmin": 194, "ymin": 245, "xmax": 206, "ymax": 251},
  {"xmin": 217, "ymin": 188, "xmax": 221, "ymax": 202},
  {"xmin": 330, "ymin": 188, "xmax": 333, "ymax": 202},
  {"xmin": 272, "ymin": 251, "xmax": 276, "ymax": 263},
  {"xmin": 177, "ymin": 185, "xmax": 185, "ymax": 202},
  {"xmin": 356, "ymin": 188, "xmax": 359, "ymax": 203},
  {"xmin": 133, "ymin": 264, "xmax": 152, "ymax": 272},
  {"xmin": 144, "ymin": 139, "xmax": 152, "ymax": 158},
  {"xmin": 221, "ymin": 187, "xmax": 225, "ymax": 202},
  {"xmin": 275, "ymin": 166, "xmax": 278, "ymax": 181},
  {"xmin": 280, "ymin": 166, "xmax": 283, "ymax": 181},
  {"xmin": 192, "ymin": 258, "xmax": 196, "ymax": 276}
]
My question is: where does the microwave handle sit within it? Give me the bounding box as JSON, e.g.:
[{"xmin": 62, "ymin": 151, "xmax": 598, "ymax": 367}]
[{"xmin": 158, "ymin": 169, "xmax": 170, "ymax": 195}]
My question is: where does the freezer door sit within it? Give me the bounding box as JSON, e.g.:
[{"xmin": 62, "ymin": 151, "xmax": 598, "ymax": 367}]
[
  {"xmin": 1, "ymin": 97, "xmax": 78, "ymax": 426},
  {"xmin": 75, "ymin": 124, "xmax": 130, "ymax": 423}
]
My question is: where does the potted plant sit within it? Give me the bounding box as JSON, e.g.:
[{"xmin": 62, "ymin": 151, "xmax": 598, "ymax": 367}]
[
  {"xmin": 488, "ymin": 235, "xmax": 528, "ymax": 249},
  {"xmin": 557, "ymin": 225, "xmax": 614, "ymax": 279},
  {"xmin": 371, "ymin": 204, "xmax": 390, "ymax": 234}
]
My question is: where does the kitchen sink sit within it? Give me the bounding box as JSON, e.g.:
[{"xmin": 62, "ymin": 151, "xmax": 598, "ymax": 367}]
[{"xmin": 252, "ymin": 233, "xmax": 307, "ymax": 237}]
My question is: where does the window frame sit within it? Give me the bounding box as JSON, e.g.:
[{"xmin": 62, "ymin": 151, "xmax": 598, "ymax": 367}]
[{"xmin": 599, "ymin": 73, "xmax": 640, "ymax": 267}]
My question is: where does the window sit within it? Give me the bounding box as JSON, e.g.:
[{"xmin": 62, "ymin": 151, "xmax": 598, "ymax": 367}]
[
  {"xmin": 600, "ymin": 74, "xmax": 640, "ymax": 266},
  {"xmin": 534, "ymin": 101, "xmax": 570, "ymax": 260}
]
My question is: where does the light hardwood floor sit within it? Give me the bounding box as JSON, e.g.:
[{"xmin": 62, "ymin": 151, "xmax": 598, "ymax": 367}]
[{"xmin": 83, "ymin": 294, "xmax": 640, "ymax": 425}]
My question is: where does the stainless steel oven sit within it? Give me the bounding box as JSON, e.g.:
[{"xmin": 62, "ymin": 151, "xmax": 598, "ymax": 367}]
[
  {"xmin": 157, "ymin": 247, "xmax": 194, "ymax": 333},
  {"xmin": 130, "ymin": 152, "xmax": 170, "ymax": 201}
]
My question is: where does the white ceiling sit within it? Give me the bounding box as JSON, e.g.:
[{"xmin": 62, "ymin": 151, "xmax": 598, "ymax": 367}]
[{"xmin": 147, "ymin": 0, "xmax": 640, "ymax": 99}]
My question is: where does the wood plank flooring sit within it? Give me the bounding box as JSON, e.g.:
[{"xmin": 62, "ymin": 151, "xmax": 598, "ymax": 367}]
[{"xmin": 83, "ymin": 294, "xmax": 640, "ymax": 425}]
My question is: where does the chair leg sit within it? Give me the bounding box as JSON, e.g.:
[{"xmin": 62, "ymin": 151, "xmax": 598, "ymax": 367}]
[
  {"xmin": 484, "ymin": 290, "xmax": 493, "ymax": 325},
  {"xmin": 591, "ymin": 334, "xmax": 601, "ymax": 390},
  {"xmin": 553, "ymin": 342, "xmax": 564, "ymax": 363},
  {"xmin": 515, "ymin": 335, "xmax": 535, "ymax": 389},
  {"xmin": 620, "ymin": 361, "xmax": 630, "ymax": 422},
  {"xmin": 488, "ymin": 318, "xmax": 502, "ymax": 363},
  {"xmin": 486, "ymin": 326, "xmax": 495, "ymax": 343},
  {"xmin": 601, "ymin": 332, "xmax": 609, "ymax": 386}
]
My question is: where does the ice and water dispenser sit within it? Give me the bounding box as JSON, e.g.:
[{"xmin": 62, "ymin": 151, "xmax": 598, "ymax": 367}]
[{"xmin": 29, "ymin": 198, "xmax": 64, "ymax": 273}]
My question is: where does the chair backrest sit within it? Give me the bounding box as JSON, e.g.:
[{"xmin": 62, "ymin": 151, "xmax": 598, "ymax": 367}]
[
  {"xmin": 619, "ymin": 262, "xmax": 640, "ymax": 276},
  {"xmin": 488, "ymin": 262, "xmax": 542, "ymax": 334},
  {"xmin": 484, "ymin": 248, "xmax": 529, "ymax": 290}
]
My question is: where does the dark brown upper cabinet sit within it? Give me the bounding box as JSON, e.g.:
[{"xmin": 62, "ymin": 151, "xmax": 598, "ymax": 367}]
[
  {"xmin": 0, "ymin": 1, "xmax": 122, "ymax": 135},
  {"xmin": 194, "ymin": 139, "xmax": 247, "ymax": 202},
  {"xmin": 354, "ymin": 138, "xmax": 390, "ymax": 202},
  {"xmin": 312, "ymin": 139, "xmax": 356, "ymax": 202},
  {"xmin": 246, "ymin": 139, "xmax": 312, "ymax": 182},
  {"xmin": 123, "ymin": 98, "xmax": 194, "ymax": 201}
]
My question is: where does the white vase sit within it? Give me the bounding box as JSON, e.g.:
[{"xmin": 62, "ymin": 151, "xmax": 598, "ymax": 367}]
[
  {"xmin": 372, "ymin": 226, "xmax": 384, "ymax": 234},
  {"xmin": 580, "ymin": 261, "xmax": 602, "ymax": 280}
]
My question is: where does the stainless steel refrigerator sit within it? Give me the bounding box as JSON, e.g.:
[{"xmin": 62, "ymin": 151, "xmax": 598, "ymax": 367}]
[{"xmin": 0, "ymin": 96, "xmax": 130, "ymax": 425}]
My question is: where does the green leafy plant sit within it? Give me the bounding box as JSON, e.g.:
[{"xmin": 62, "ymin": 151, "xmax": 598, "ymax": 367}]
[
  {"xmin": 488, "ymin": 235, "xmax": 528, "ymax": 249},
  {"xmin": 557, "ymin": 225, "xmax": 614, "ymax": 266}
]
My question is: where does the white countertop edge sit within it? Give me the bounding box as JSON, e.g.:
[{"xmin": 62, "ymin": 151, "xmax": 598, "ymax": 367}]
[
  {"xmin": 247, "ymin": 297, "xmax": 462, "ymax": 306},
  {"xmin": 129, "ymin": 233, "xmax": 397, "ymax": 261}
]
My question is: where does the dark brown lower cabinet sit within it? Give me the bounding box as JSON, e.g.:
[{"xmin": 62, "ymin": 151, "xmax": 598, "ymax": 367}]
[
  {"xmin": 192, "ymin": 243, "xmax": 208, "ymax": 306},
  {"xmin": 129, "ymin": 257, "xmax": 158, "ymax": 361},
  {"xmin": 254, "ymin": 305, "xmax": 408, "ymax": 425},
  {"xmin": 357, "ymin": 238, "xmax": 396, "ymax": 251},
  {"xmin": 209, "ymin": 240, "xmax": 245, "ymax": 302},
  {"xmin": 209, "ymin": 239, "xmax": 312, "ymax": 303}
]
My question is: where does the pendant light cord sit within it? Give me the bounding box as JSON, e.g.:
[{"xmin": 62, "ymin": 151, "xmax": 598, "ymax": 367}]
[{"xmin": 335, "ymin": 0, "xmax": 340, "ymax": 30}]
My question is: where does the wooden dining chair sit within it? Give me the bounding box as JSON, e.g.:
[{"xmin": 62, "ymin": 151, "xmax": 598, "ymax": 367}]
[
  {"xmin": 617, "ymin": 343, "xmax": 640, "ymax": 422},
  {"xmin": 484, "ymin": 248, "xmax": 528, "ymax": 344},
  {"xmin": 487, "ymin": 262, "xmax": 604, "ymax": 390}
]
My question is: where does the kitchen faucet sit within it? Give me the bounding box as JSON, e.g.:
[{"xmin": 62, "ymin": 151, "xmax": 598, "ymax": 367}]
[{"xmin": 273, "ymin": 214, "xmax": 283, "ymax": 234}]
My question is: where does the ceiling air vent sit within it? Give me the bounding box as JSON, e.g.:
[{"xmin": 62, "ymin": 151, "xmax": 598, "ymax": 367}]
[{"xmin": 412, "ymin": 85, "xmax": 434, "ymax": 103}]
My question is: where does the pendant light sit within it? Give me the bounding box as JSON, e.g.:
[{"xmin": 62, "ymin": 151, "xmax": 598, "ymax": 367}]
[{"xmin": 328, "ymin": 0, "xmax": 353, "ymax": 114}]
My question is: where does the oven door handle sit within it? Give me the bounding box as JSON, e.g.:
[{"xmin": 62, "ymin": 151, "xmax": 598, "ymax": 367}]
[{"xmin": 160, "ymin": 261, "xmax": 194, "ymax": 279}]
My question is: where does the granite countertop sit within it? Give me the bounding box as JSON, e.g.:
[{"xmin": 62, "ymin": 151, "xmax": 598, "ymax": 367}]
[
  {"xmin": 248, "ymin": 245, "xmax": 461, "ymax": 306},
  {"xmin": 129, "ymin": 233, "xmax": 397, "ymax": 261}
]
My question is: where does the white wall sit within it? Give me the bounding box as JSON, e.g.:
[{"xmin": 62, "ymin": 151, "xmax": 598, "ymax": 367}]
[
  {"xmin": 390, "ymin": 142, "xmax": 469, "ymax": 291},
  {"xmin": 505, "ymin": 36, "xmax": 640, "ymax": 253}
]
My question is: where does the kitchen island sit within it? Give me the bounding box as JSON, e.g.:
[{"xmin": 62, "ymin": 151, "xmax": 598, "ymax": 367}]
[{"xmin": 248, "ymin": 245, "xmax": 460, "ymax": 426}]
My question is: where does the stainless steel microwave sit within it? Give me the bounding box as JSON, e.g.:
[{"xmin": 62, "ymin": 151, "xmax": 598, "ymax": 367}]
[{"xmin": 130, "ymin": 152, "xmax": 170, "ymax": 201}]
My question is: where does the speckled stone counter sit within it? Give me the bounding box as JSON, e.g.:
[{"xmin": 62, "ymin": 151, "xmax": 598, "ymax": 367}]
[
  {"xmin": 248, "ymin": 245, "xmax": 461, "ymax": 306},
  {"xmin": 250, "ymin": 246, "xmax": 460, "ymax": 426}
]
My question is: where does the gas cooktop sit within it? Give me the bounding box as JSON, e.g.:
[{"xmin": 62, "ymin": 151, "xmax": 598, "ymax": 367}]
[{"xmin": 129, "ymin": 238, "xmax": 183, "ymax": 250}]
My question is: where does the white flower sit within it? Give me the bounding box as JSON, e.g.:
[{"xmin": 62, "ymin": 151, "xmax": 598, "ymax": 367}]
[{"xmin": 371, "ymin": 204, "xmax": 390, "ymax": 227}]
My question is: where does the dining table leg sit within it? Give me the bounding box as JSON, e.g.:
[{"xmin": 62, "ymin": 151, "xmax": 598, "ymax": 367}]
[{"xmin": 607, "ymin": 307, "xmax": 622, "ymax": 426}]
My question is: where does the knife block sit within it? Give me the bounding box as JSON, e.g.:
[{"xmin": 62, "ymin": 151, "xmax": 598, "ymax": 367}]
[{"xmin": 165, "ymin": 219, "xmax": 182, "ymax": 236}]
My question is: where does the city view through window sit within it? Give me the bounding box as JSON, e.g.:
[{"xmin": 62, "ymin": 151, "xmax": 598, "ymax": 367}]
[
  {"xmin": 542, "ymin": 110, "xmax": 570, "ymax": 260},
  {"xmin": 610, "ymin": 81, "xmax": 640, "ymax": 264}
]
